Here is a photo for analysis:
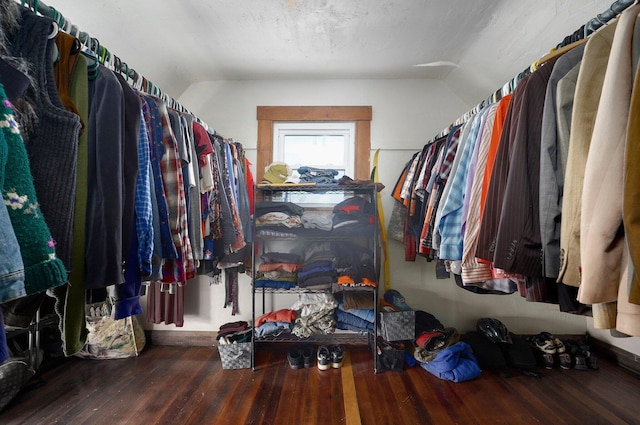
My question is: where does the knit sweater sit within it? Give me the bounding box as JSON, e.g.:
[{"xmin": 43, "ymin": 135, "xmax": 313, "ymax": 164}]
[
  {"xmin": 0, "ymin": 86, "xmax": 25, "ymax": 302},
  {"xmin": 8, "ymin": 9, "xmax": 81, "ymax": 269},
  {"xmin": 0, "ymin": 85, "xmax": 67, "ymax": 294}
]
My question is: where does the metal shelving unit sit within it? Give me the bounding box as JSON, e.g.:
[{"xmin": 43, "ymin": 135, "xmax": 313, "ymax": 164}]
[{"xmin": 251, "ymin": 184, "xmax": 380, "ymax": 371}]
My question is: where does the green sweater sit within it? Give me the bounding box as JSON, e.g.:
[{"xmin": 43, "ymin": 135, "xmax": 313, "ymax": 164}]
[{"xmin": 0, "ymin": 84, "xmax": 67, "ymax": 295}]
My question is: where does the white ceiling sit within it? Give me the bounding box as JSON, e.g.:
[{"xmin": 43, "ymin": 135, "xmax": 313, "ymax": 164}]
[{"xmin": 44, "ymin": 0, "xmax": 615, "ymax": 106}]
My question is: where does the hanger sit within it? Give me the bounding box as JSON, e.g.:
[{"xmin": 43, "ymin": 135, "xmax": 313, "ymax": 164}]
[
  {"xmin": 536, "ymin": 37, "xmax": 589, "ymax": 67},
  {"xmin": 584, "ymin": 0, "xmax": 635, "ymax": 37},
  {"xmin": 23, "ymin": 0, "xmax": 39, "ymax": 15},
  {"xmin": 80, "ymin": 38, "xmax": 100, "ymax": 80}
]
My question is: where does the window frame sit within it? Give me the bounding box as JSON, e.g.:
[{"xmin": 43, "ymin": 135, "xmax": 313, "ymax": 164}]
[
  {"xmin": 256, "ymin": 106, "xmax": 372, "ymax": 181},
  {"xmin": 272, "ymin": 121, "xmax": 356, "ymax": 178}
]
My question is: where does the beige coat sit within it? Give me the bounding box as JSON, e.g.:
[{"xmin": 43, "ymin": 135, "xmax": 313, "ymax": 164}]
[
  {"xmin": 579, "ymin": 5, "xmax": 640, "ymax": 336},
  {"xmin": 558, "ymin": 20, "xmax": 618, "ymax": 287}
]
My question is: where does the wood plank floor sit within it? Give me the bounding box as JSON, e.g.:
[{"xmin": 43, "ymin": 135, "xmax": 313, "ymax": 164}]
[{"xmin": 1, "ymin": 343, "xmax": 639, "ymax": 424}]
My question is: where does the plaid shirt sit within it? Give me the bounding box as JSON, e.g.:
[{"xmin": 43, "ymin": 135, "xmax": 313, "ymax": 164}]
[
  {"xmin": 420, "ymin": 126, "xmax": 462, "ymax": 255},
  {"xmin": 135, "ymin": 113, "xmax": 154, "ymax": 276},
  {"xmin": 144, "ymin": 96, "xmax": 194, "ymax": 283},
  {"xmin": 143, "ymin": 98, "xmax": 177, "ymax": 261}
]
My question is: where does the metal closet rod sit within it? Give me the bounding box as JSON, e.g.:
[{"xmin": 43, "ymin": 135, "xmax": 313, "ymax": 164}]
[
  {"xmin": 432, "ymin": 0, "xmax": 637, "ymax": 141},
  {"xmin": 17, "ymin": 0, "xmax": 196, "ymax": 117},
  {"xmin": 584, "ymin": 0, "xmax": 636, "ymax": 35}
]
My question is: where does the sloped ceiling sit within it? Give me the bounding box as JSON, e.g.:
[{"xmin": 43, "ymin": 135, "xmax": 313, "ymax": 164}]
[{"xmin": 45, "ymin": 0, "xmax": 615, "ymax": 106}]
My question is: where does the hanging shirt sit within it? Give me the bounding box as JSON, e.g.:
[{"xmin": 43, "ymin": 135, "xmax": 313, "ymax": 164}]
[
  {"xmin": 432, "ymin": 119, "xmax": 474, "ymax": 252},
  {"xmin": 438, "ymin": 107, "xmax": 488, "ymax": 261},
  {"xmin": 460, "ymin": 103, "xmax": 498, "ymax": 285},
  {"xmin": 144, "ymin": 95, "xmax": 195, "ymax": 284},
  {"xmin": 143, "ymin": 97, "xmax": 178, "ymax": 262},
  {"xmin": 419, "ymin": 126, "xmax": 461, "ymax": 255},
  {"xmin": 134, "ymin": 113, "xmax": 154, "ymax": 276},
  {"xmin": 476, "ymin": 75, "xmax": 531, "ymax": 264}
]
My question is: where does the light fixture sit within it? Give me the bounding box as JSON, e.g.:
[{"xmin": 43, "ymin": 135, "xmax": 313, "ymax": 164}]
[{"xmin": 413, "ymin": 61, "xmax": 458, "ymax": 67}]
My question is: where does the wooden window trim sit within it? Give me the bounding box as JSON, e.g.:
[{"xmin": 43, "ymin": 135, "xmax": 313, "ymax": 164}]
[{"xmin": 256, "ymin": 106, "xmax": 372, "ymax": 181}]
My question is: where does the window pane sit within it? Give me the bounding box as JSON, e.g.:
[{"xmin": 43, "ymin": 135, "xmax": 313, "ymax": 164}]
[
  {"xmin": 273, "ymin": 121, "xmax": 355, "ymax": 179},
  {"xmin": 283, "ymin": 135, "xmax": 346, "ymax": 169}
]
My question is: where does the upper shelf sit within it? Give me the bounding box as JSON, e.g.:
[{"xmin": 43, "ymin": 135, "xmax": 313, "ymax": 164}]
[{"xmin": 256, "ymin": 183, "xmax": 378, "ymax": 193}]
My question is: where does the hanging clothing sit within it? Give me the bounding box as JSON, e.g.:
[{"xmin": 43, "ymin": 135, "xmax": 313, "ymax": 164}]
[
  {"xmin": 8, "ymin": 8, "xmax": 81, "ymax": 270},
  {"xmin": 460, "ymin": 95, "xmax": 511, "ymax": 288},
  {"xmin": 439, "ymin": 106, "xmax": 488, "ymax": 261},
  {"xmin": 0, "ymin": 89, "xmax": 26, "ymax": 304},
  {"xmin": 389, "ymin": 5, "xmax": 640, "ymax": 335},
  {"xmin": 53, "ymin": 46, "xmax": 90, "ymax": 357},
  {"xmin": 579, "ymin": 4, "xmax": 640, "ymax": 305},
  {"xmin": 558, "ymin": 21, "xmax": 618, "ymax": 288},
  {"xmin": 579, "ymin": 4, "xmax": 640, "ymax": 335},
  {"xmin": 539, "ymin": 44, "xmax": 586, "ymax": 280},
  {"xmin": 85, "ymin": 64, "xmax": 125, "ymax": 289}
]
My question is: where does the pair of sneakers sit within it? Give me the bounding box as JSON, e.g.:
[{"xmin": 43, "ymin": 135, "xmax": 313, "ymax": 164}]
[
  {"xmin": 317, "ymin": 345, "xmax": 345, "ymax": 370},
  {"xmin": 287, "ymin": 345, "xmax": 316, "ymax": 369},
  {"xmin": 528, "ymin": 332, "xmax": 571, "ymax": 369},
  {"xmin": 564, "ymin": 339, "xmax": 599, "ymax": 371}
]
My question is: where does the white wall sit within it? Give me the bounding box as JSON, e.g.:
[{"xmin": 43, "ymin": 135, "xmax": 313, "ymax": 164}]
[{"xmin": 141, "ymin": 78, "xmax": 639, "ymax": 356}]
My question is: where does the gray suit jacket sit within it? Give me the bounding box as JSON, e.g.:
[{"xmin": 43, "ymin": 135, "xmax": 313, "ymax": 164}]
[{"xmin": 539, "ymin": 44, "xmax": 585, "ymax": 279}]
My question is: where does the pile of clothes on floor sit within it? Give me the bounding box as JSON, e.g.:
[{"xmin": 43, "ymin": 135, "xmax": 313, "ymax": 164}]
[{"xmin": 378, "ymin": 289, "xmax": 481, "ymax": 382}]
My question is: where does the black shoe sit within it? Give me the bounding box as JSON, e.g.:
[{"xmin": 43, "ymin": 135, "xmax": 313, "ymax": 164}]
[
  {"xmin": 577, "ymin": 341, "xmax": 599, "ymax": 370},
  {"xmin": 287, "ymin": 347, "xmax": 303, "ymax": 370},
  {"xmin": 557, "ymin": 352, "xmax": 572, "ymax": 370},
  {"xmin": 302, "ymin": 345, "xmax": 315, "ymax": 368},
  {"xmin": 317, "ymin": 346, "xmax": 331, "ymax": 371},
  {"xmin": 564, "ymin": 340, "xmax": 588, "ymax": 371},
  {"xmin": 330, "ymin": 345, "xmax": 345, "ymax": 369}
]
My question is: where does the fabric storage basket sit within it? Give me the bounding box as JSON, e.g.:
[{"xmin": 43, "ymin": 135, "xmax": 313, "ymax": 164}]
[
  {"xmin": 379, "ymin": 310, "xmax": 415, "ymax": 342},
  {"xmin": 218, "ymin": 342, "xmax": 252, "ymax": 369}
]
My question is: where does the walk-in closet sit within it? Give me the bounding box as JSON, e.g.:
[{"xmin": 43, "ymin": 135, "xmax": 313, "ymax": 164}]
[{"xmin": 1, "ymin": 0, "xmax": 640, "ymax": 423}]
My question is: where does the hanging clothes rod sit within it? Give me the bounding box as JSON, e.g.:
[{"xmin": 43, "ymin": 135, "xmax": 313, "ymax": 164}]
[
  {"xmin": 16, "ymin": 0, "xmax": 200, "ymax": 120},
  {"xmin": 432, "ymin": 0, "xmax": 635, "ymax": 142},
  {"xmin": 584, "ymin": 0, "xmax": 635, "ymax": 36}
]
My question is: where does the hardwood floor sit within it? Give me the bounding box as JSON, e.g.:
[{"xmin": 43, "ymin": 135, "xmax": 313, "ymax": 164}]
[{"xmin": 1, "ymin": 343, "xmax": 639, "ymax": 424}]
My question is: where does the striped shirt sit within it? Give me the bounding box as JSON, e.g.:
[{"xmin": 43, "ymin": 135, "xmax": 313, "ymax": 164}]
[{"xmin": 438, "ymin": 107, "xmax": 488, "ymax": 260}]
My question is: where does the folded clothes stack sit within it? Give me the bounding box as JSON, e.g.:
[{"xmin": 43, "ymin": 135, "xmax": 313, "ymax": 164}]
[{"xmin": 217, "ymin": 321, "xmax": 252, "ymax": 345}]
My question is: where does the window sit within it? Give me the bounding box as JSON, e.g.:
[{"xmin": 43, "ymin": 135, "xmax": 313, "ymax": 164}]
[
  {"xmin": 256, "ymin": 106, "xmax": 372, "ymax": 182},
  {"xmin": 273, "ymin": 121, "xmax": 355, "ymax": 179}
]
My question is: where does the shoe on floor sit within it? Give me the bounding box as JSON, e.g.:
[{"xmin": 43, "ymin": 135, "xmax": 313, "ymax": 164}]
[
  {"xmin": 550, "ymin": 335, "xmax": 571, "ymax": 369},
  {"xmin": 330, "ymin": 345, "xmax": 345, "ymax": 369},
  {"xmin": 564, "ymin": 339, "xmax": 588, "ymax": 371},
  {"xmin": 317, "ymin": 346, "xmax": 331, "ymax": 371},
  {"xmin": 530, "ymin": 333, "xmax": 557, "ymax": 355},
  {"xmin": 287, "ymin": 346, "xmax": 303, "ymax": 370},
  {"xmin": 576, "ymin": 340, "xmax": 599, "ymax": 370},
  {"xmin": 557, "ymin": 352, "xmax": 572, "ymax": 370},
  {"xmin": 574, "ymin": 355, "xmax": 588, "ymax": 371},
  {"xmin": 528, "ymin": 333, "xmax": 556, "ymax": 368},
  {"xmin": 302, "ymin": 345, "xmax": 315, "ymax": 368}
]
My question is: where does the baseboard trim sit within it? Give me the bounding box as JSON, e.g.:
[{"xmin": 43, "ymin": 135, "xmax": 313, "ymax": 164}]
[
  {"xmin": 145, "ymin": 330, "xmax": 217, "ymax": 347},
  {"xmin": 143, "ymin": 330, "xmax": 639, "ymax": 375},
  {"xmin": 587, "ymin": 334, "xmax": 640, "ymax": 376}
]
